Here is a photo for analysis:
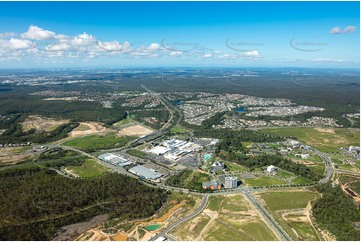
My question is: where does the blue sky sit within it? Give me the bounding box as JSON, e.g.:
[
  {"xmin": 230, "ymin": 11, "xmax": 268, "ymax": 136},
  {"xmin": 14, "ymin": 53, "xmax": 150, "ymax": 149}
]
[{"xmin": 0, "ymin": 1, "xmax": 359, "ymax": 68}]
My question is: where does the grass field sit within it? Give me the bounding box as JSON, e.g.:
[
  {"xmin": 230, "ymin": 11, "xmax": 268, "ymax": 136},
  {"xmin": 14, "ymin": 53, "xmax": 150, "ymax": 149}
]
[
  {"xmin": 63, "ymin": 133, "xmax": 136, "ymax": 151},
  {"xmin": 291, "ymin": 176, "xmax": 314, "ymax": 185},
  {"xmin": 170, "ymin": 125, "xmax": 190, "ymax": 134},
  {"xmin": 259, "ymin": 127, "xmax": 360, "ymax": 153},
  {"xmin": 224, "ymin": 161, "xmax": 249, "ymax": 172},
  {"xmin": 257, "ymin": 190, "xmax": 320, "ymax": 241},
  {"xmin": 258, "ymin": 190, "xmax": 317, "ymax": 211},
  {"xmin": 276, "ymin": 170, "xmax": 294, "ymax": 179},
  {"xmin": 66, "ymin": 159, "xmax": 109, "ymax": 178},
  {"xmin": 112, "ymin": 116, "xmax": 136, "ymax": 127},
  {"xmin": 244, "ymin": 176, "xmax": 288, "ymax": 187},
  {"xmin": 172, "ymin": 194, "xmax": 278, "ymax": 241}
]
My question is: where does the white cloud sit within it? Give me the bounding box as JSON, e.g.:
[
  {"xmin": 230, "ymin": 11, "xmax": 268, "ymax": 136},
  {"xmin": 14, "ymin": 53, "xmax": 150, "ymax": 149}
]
[
  {"xmin": 170, "ymin": 50, "xmax": 183, "ymax": 57},
  {"xmin": 0, "ymin": 32, "xmax": 15, "ymax": 39},
  {"xmin": 147, "ymin": 43, "xmax": 160, "ymax": 51},
  {"xmin": 312, "ymin": 58, "xmax": 343, "ymax": 63},
  {"xmin": 330, "ymin": 26, "xmax": 341, "ymax": 34},
  {"xmin": 242, "ymin": 50, "xmax": 260, "ymax": 58},
  {"xmin": 218, "ymin": 53, "xmax": 238, "ymax": 59},
  {"xmin": 46, "ymin": 42, "xmax": 70, "ymax": 51},
  {"xmin": 97, "ymin": 40, "xmax": 131, "ymax": 52},
  {"xmin": 71, "ymin": 32, "xmax": 96, "ymax": 46},
  {"xmin": 343, "ymin": 26, "xmax": 356, "ymax": 33},
  {"xmin": 202, "ymin": 53, "xmax": 212, "ymax": 58},
  {"xmin": 330, "ymin": 25, "xmax": 356, "ymax": 34},
  {"xmin": 0, "ymin": 38, "xmax": 35, "ymax": 50},
  {"xmin": 21, "ymin": 25, "xmax": 56, "ymax": 40}
]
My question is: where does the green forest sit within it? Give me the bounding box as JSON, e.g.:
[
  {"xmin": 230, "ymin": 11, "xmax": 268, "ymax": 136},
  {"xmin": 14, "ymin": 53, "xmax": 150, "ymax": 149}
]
[
  {"xmin": 0, "ymin": 167, "xmax": 168, "ymax": 240},
  {"xmin": 312, "ymin": 183, "xmax": 360, "ymax": 241}
]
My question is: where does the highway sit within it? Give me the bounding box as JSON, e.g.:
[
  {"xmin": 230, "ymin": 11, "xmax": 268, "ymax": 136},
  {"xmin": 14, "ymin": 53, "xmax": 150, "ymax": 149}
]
[
  {"xmin": 242, "ymin": 190, "xmax": 292, "ymax": 241},
  {"xmin": 150, "ymin": 195, "xmax": 209, "ymax": 241},
  {"xmin": 314, "ymin": 150, "xmax": 334, "ymax": 184}
]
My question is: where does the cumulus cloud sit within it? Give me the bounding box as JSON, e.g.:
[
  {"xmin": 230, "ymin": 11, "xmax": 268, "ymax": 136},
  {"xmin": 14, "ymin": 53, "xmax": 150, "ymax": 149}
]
[
  {"xmin": 46, "ymin": 42, "xmax": 70, "ymax": 51},
  {"xmin": 71, "ymin": 32, "xmax": 96, "ymax": 46},
  {"xmin": 21, "ymin": 25, "xmax": 56, "ymax": 40},
  {"xmin": 0, "ymin": 32, "xmax": 15, "ymax": 39},
  {"xmin": 147, "ymin": 43, "xmax": 160, "ymax": 51},
  {"xmin": 0, "ymin": 38, "xmax": 35, "ymax": 50},
  {"xmin": 343, "ymin": 26, "xmax": 356, "ymax": 33},
  {"xmin": 202, "ymin": 53, "xmax": 212, "ymax": 58},
  {"xmin": 329, "ymin": 26, "xmax": 342, "ymax": 34},
  {"xmin": 330, "ymin": 25, "xmax": 356, "ymax": 34},
  {"xmin": 169, "ymin": 50, "xmax": 183, "ymax": 57},
  {"xmin": 242, "ymin": 50, "xmax": 260, "ymax": 58},
  {"xmin": 97, "ymin": 40, "xmax": 131, "ymax": 52}
]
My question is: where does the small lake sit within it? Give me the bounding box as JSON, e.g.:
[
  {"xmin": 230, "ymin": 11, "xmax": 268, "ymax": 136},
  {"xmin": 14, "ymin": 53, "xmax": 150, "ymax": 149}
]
[{"xmin": 236, "ymin": 107, "xmax": 246, "ymax": 112}]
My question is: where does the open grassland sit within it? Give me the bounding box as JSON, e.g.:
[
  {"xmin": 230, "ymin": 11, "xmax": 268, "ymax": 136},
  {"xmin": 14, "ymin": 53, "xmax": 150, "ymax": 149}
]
[
  {"xmin": 112, "ymin": 116, "xmax": 136, "ymax": 127},
  {"xmin": 63, "ymin": 133, "xmax": 136, "ymax": 152},
  {"xmin": 257, "ymin": 190, "xmax": 317, "ymax": 210},
  {"xmin": 0, "ymin": 146, "xmax": 32, "ymax": 165},
  {"xmin": 244, "ymin": 176, "xmax": 288, "ymax": 187},
  {"xmin": 172, "ymin": 194, "xmax": 278, "ymax": 241},
  {"xmin": 170, "ymin": 125, "xmax": 191, "ymax": 134},
  {"xmin": 256, "ymin": 190, "xmax": 320, "ymax": 240},
  {"xmin": 224, "ymin": 161, "xmax": 249, "ymax": 172},
  {"xmin": 66, "ymin": 159, "xmax": 110, "ymax": 178},
  {"xmin": 259, "ymin": 127, "xmax": 359, "ymax": 152},
  {"xmin": 21, "ymin": 115, "xmax": 69, "ymax": 132}
]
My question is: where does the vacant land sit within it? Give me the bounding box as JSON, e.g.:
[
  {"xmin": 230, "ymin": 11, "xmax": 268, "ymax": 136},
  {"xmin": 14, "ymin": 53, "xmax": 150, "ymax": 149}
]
[
  {"xmin": 118, "ymin": 124, "xmax": 153, "ymax": 137},
  {"xmin": 21, "ymin": 115, "xmax": 69, "ymax": 132},
  {"xmin": 63, "ymin": 133, "xmax": 136, "ymax": 152},
  {"xmin": 0, "ymin": 146, "xmax": 32, "ymax": 165},
  {"xmin": 170, "ymin": 125, "xmax": 190, "ymax": 134},
  {"xmin": 256, "ymin": 190, "xmax": 320, "ymax": 240},
  {"xmin": 224, "ymin": 161, "xmax": 249, "ymax": 172},
  {"xmin": 69, "ymin": 122, "xmax": 108, "ymax": 138},
  {"xmin": 244, "ymin": 176, "xmax": 288, "ymax": 187},
  {"xmin": 66, "ymin": 159, "xmax": 110, "ymax": 178},
  {"xmin": 172, "ymin": 194, "xmax": 279, "ymax": 241},
  {"xmin": 260, "ymin": 127, "xmax": 359, "ymax": 152}
]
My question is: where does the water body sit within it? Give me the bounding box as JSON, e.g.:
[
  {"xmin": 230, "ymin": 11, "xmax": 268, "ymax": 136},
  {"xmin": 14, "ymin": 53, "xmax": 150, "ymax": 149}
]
[{"xmin": 236, "ymin": 107, "xmax": 246, "ymax": 112}]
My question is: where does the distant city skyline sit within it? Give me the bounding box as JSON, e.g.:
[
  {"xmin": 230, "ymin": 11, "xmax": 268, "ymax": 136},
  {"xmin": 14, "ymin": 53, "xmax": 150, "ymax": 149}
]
[{"xmin": 0, "ymin": 1, "xmax": 359, "ymax": 68}]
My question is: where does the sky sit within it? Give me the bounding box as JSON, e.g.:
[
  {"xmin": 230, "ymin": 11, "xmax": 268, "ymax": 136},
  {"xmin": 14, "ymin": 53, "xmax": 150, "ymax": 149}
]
[{"xmin": 0, "ymin": 1, "xmax": 359, "ymax": 69}]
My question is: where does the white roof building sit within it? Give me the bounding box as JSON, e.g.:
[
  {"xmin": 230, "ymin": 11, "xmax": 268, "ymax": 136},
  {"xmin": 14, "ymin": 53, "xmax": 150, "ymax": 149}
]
[{"xmin": 266, "ymin": 165, "xmax": 276, "ymax": 173}]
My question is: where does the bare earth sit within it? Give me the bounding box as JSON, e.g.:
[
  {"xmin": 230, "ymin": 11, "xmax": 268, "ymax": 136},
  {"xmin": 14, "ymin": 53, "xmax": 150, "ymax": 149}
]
[
  {"xmin": 118, "ymin": 125, "xmax": 153, "ymax": 137},
  {"xmin": 21, "ymin": 115, "xmax": 69, "ymax": 132},
  {"xmin": 70, "ymin": 122, "xmax": 108, "ymax": 138},
  {"xmin": 314, "ymin": 128, "xmax": 336, "ymax": 134}
]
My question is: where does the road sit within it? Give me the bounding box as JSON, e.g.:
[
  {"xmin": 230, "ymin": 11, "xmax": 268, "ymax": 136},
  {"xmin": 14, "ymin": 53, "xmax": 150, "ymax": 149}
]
[
  {"xmin": 150, "ymin": 195, "xmax": 209, "ymax": 241},
  {"xmin": 314, "ymin": 150, "xmax": 334, "ymax": 184},
  {"xmin": 242, "ymin": 190, "xmax": 292, "ymax": 241}
]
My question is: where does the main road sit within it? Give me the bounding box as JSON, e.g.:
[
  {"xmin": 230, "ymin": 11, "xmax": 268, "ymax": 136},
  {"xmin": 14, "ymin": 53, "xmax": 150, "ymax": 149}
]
[
  {"xmin": 242, "ymin": 190, "xmax": 292, "ymax": 241},
  {"xmin": 150, "ymin": 195, "xmax": 209, "ymax": 241}
]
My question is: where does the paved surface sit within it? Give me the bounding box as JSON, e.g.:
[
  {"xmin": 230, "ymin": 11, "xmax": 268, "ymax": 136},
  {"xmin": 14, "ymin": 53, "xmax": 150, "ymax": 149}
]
[
  {"xmin": 314, "ymin": 150, "xmax": 334, "ymax": 184},
  {"xmin": 150, "ymin": 195, "xmax": 209, "ymax": 241}
]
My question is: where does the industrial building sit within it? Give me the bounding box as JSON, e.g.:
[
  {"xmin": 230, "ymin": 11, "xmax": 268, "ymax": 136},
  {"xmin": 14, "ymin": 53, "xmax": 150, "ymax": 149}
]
[
  {"xmin": 147, "ymin": 138, "xmax": 202, "ymax": 162},
  {"xmin": 129, "ymin": 165, "xmax": 163, "ymax": 181},
  {"xmin": 224, "ymin": 176, "xmax": 238, "ymax": 189},
  {"xmin": 98, "ymin": 153, "xmax": 133, "ymax": 166},
  {"xmin": 202, "ymin": 180, "xmax": 221, "ymax": 190}
]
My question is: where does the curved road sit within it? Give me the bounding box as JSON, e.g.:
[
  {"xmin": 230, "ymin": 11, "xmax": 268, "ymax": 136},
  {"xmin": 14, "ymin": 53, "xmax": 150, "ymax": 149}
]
[{"xmin": 150, "ymin": 195, "xmax": 209, "ymax": 241}]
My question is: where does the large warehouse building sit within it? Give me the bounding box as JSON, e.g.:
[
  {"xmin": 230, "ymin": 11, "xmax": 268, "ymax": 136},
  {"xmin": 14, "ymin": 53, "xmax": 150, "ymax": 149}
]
[{"xmin": 129, "ymin": 165, "xmax": 163, "ymax": 181}]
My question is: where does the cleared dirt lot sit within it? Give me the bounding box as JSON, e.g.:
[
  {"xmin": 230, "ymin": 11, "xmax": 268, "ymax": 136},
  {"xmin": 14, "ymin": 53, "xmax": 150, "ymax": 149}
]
[
  {"xmin": 118, "ymin": 125, "xmax": 153, "ymax": 137},
  {"xmin": 69, "ymin": 122, "xmax": 108, "ymax": 138},
  {"xmin": 0, "ymin": 147, "xmax": 32, "ymax": 165},
  {"xmin": 21, "ymin": 115, "xmax": 69, "ymax": 132}
]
